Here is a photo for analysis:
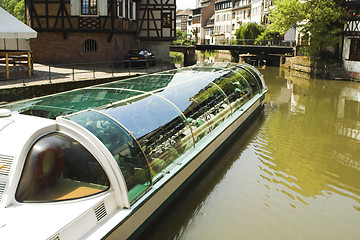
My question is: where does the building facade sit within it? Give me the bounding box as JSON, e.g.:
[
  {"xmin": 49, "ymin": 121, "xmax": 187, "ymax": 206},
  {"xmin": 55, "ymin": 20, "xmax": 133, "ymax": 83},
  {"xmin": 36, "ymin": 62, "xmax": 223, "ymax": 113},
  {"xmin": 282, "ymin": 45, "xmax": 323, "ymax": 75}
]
[
  {"xmin": 250, "ymin": 0, "xmax": 263, "ymax": 24},
  {"xmin": 176, "ymin": 9, "xmax": 191, "ymax": 32},
  {"xmin": 232, "ymin": 0, "xmax": 251, "ymax": 40},
  {"xmin": 342, "ymin": 0, "xmax": 360, "ymax": 76},
  {"xmin": 26, "ymin": 0, "xmax": 175, "ymax": 64},
  {"xmin": 214, "ymin": 0, "xmax": 232, "ymax": 44}
]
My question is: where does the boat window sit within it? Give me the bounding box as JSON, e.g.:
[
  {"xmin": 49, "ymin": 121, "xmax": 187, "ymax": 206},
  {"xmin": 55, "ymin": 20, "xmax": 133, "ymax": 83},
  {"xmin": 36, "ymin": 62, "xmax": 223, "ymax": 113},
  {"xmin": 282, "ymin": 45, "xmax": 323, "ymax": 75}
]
[
  {"xmin": 236, "ymin": 68, "xmax": 260, "ymax": 94},
  {"xmin": 238, "ymin": 65, "xmax": 264, "ymax": 90},
  {"xmin": 156, "ymin": 78, "xmax": 231, "ymax": 144},
  {"xmin": 100, "ymin": 94, "xmax": 192, "ymax": 181},
  {"xmin": 67, "ymin": 110, "xmax": 151, "ymax": 203},
  {"xmin": 213, "ymin": 70, "xmax": 253, "ymax": 112},
  {"xmin": 16, "ymin": 133, "xmax": 110, "ymax": 202}
]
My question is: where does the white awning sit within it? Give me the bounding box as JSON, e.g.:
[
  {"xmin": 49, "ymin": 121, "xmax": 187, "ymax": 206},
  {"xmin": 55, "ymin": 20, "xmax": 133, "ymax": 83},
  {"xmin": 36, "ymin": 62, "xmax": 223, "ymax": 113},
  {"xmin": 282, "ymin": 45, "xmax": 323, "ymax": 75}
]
[{"xmin": 0, "ymin": 7, "xmax": 37, "ymax": 39}]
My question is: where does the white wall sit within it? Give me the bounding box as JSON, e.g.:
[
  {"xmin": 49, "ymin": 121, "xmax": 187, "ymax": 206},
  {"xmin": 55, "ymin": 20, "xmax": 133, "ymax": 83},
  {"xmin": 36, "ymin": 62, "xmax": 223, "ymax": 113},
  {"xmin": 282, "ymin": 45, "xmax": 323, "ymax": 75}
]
[
  {"xmin": 140, "ymin": 41, "xmax": 170, "ymax": 62},
  {"xmin": 342, "ymin": 36, "xmax": 360, "ymax": 73}
]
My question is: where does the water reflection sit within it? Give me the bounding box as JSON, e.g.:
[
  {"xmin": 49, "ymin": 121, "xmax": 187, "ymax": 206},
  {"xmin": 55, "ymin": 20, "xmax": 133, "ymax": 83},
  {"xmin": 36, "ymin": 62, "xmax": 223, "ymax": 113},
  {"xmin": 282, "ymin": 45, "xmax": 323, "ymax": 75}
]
[{"xmin": 140, "ymin": 66, "xmax": 360, "ymax": 240}]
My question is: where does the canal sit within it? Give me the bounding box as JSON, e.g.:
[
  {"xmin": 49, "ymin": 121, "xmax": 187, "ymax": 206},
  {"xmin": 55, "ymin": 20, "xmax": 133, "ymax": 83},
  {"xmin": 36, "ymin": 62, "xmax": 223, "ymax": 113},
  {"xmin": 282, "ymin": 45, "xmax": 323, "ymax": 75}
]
[{"xmin": 138, "ymin": 52, "xmax": 360, "ymax": 240}]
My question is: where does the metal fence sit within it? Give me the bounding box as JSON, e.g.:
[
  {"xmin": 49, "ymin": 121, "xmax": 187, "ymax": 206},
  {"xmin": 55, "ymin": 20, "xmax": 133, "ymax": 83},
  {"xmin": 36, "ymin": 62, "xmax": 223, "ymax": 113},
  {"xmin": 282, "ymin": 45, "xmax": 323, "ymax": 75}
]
[
  {"xmin": 214, "ymin": 38, "xmax": 296, "ymax": 47},
  {"xmin": 0, "ymin": 60, "xmax": 175, "ymax": 86}
]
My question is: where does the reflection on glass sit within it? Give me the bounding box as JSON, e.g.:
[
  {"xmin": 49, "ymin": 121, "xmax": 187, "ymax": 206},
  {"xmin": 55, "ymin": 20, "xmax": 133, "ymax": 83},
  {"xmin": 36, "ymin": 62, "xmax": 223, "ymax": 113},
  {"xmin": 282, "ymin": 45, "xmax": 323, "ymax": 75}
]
[
  {"xmin": 16, "ymin": 133, "xmax": 110, "ymax": 202},
  {"xmin": 100, "ymin": 94, "xmax": 193, "ymax": 180},
  {"xmin": 237, "ymin": 68, "xmax": 259, "ymax": 94},
  {"xmin": 67, "ymin": 111, "xmax": 151, "ymax": 202},
  {"xmin": 3, "ymin": 88, "xmax": 141, "ymax": 119},
  {"xmin": 239, "ymin": 65, "xmax": 264, "ymax": 90},
  {"xmin": 156, "ymin": 78, "xmax": 230, "ymax": 143},
  {"xmin": 95, "ymin": 74, "xmax": 176, "ymax": 92},
  {"xmin": 213, "ymin": 70, "xmax": 253, "ymax": 112}
]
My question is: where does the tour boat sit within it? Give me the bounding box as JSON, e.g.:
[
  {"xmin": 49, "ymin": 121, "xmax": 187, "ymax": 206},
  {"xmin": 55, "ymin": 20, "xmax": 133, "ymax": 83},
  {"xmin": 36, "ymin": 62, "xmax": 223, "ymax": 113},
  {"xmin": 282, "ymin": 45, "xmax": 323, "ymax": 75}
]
[{"xmin": 0, "ymin": 62, "xmax": 266, "ymax": 240}]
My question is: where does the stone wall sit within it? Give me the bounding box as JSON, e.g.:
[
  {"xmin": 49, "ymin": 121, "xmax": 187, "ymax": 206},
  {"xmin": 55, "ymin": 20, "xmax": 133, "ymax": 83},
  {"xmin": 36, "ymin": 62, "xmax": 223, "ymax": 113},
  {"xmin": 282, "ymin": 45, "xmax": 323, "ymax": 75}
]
[{"xmin": 280, "ymin": 56, "xmax": 360, "ymax": 81}]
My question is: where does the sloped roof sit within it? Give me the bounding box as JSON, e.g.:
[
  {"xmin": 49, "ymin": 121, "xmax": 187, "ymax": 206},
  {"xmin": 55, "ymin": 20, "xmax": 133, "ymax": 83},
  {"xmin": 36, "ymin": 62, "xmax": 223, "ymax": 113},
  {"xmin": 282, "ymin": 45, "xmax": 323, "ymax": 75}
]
[
  {"xmin": 0, "ymin": 7, "xmax": 37, "ymax": 39},
  {"xmin": 177, "ymin": 9, "xmax": 192, "ymax": 16}
]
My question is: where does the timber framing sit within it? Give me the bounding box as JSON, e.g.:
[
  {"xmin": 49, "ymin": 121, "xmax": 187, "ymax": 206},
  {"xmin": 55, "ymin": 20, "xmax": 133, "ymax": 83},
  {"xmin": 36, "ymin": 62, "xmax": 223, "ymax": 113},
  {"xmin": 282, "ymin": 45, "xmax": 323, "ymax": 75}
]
[
  {"xmin": 25, "ymin": 0, "xmax": 138, "ymax": 36},
  {"xmin": 138, "ymin": 0, "xmax": 176, "ymax": 41}
]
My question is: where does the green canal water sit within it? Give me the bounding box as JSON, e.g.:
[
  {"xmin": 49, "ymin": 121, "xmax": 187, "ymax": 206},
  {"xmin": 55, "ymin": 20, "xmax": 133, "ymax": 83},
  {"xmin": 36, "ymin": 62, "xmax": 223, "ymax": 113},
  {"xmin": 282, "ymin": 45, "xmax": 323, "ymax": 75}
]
[{"xmin": 139, "ymin": 53, "xmax": 360, "ymax": 240}]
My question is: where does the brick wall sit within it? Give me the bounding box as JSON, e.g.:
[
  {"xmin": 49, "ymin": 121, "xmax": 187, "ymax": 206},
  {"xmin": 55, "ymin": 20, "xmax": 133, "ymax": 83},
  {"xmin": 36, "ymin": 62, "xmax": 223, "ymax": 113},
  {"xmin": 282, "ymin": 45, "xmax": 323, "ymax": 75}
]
[{"xmin": 30, "ymin": 32, "xmax": 137, "ymax": 64}]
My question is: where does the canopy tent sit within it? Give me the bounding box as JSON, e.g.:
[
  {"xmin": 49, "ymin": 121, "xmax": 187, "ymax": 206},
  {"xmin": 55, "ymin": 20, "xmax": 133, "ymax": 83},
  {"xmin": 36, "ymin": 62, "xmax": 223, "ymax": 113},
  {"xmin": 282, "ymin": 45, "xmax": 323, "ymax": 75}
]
[
  {"xmin": 0, "ymin": 7, "xmax": 37, "ymax": 79},
  {"xmin": 0, "ymin": 6, "xmax": 37, "ymax": 39}
]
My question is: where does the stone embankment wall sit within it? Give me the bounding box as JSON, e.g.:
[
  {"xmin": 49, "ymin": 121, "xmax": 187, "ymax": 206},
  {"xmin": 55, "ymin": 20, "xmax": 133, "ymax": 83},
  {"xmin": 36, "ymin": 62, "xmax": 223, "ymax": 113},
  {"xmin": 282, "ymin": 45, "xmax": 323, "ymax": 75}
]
[{"xmin": 280, "ymin": 56, "xmax": 360, "ymax": 81}]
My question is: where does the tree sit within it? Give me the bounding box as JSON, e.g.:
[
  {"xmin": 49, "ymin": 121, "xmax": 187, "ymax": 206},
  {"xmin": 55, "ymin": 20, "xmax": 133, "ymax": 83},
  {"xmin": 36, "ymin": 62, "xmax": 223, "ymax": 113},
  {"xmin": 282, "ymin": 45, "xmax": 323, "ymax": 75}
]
[
  {"xmin": 269, "ymin": 0, "xmax": 347, "ymax": 59},
  {"xmin": 0, "ymin": 0, "xmax": 25, "ymax": 23},
  {"xmin": 235, "ymin": 22, "xmax": 265, "ymax": 45}
]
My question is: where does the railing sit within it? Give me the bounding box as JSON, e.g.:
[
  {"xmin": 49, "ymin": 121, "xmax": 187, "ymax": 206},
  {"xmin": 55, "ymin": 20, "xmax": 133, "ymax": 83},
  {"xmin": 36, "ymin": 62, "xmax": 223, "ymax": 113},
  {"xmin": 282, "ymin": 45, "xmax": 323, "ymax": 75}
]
[
  {"xmin": 214, "ymin": 38, "xmax": 296, "ymax": 47},
  {"xmin": 0, "ymin": 60, "xmax": 174, "ymax": 85},
  {"xmin": 0, "ymin": 52, "xmax": 33, "ymax": 79}
]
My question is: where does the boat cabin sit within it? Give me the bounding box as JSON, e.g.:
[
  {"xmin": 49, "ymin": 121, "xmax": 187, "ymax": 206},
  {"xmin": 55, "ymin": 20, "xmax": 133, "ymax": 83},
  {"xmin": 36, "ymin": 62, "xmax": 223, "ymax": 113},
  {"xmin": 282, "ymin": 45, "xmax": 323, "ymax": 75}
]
[{"xmin": 0, "ymin": 63, "xmax": 266, "ymax": 239}]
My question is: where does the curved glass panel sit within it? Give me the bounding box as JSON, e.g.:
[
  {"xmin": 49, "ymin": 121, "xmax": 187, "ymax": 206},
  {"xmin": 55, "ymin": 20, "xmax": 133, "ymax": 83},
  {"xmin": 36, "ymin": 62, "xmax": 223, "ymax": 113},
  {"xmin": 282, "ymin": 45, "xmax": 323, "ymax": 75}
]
[
  {"xmin": 213, "ymin": 70, "xmax": 253, "ymax": 112},
  {"xmin": 66, "ymin": 110, "xmax": 151, "ymax": 202},
  {"xmin": 239, "ymin": 64, "xmax": 264, "ymax": 89},
  {"xmin": 16, "ymin": 133, "xmax": 110, "ymax": 202},
  {"xmin": 238, "ymin": 65, "xmax": 263, "ymax": 91},
  {"xmin": 156, "ymin": 78, "xmax": 231, "ymax": 144},
  {"xmin": 3, "ymin": 88, "xmax": 141, "ymax": 119},
  {"xmin": 237, "ymin": 68, "xmax": 260, "ymax": 94},
  {"xmin": 100, "ymin": 94, "xmax": 192, "ymax": 180},
  {"xmin": 95, "ymin": 74, "xmax": 177, "ymax": 92}
]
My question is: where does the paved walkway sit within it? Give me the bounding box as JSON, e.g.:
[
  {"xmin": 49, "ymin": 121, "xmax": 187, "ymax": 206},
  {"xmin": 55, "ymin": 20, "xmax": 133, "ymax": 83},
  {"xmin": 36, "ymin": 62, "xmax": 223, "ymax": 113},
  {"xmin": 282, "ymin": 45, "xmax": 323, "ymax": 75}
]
[{"xmin": 0, "ymin": 62, "xmax": 175, "ymax": 90}]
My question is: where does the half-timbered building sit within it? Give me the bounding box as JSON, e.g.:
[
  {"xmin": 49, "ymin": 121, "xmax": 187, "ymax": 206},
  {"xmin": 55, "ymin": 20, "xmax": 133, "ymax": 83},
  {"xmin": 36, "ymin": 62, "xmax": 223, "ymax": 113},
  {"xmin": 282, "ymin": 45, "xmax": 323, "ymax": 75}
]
[
  {"xmin": 25, "ymin": 0, "xmax": 175, "ymax": 64},
  {"xmin": 137, "ymin": 0, "xmax": 176, "ymax": 61},
  {"xmin": 342, "ymin": 0, "xmax": 360, "ymax": 77}
]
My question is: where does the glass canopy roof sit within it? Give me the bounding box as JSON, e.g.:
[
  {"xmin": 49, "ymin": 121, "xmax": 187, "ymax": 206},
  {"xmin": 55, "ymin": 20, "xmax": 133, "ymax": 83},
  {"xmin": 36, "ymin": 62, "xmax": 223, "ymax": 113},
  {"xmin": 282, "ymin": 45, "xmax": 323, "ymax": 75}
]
[{"xmin": 2, "ymin": 62, "xmax": 266, "ymax": 203}]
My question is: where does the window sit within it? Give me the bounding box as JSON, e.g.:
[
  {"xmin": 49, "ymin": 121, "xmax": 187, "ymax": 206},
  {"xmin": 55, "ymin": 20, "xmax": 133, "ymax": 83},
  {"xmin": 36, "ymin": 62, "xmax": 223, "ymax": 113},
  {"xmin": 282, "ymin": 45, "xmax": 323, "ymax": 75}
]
[
  {"xmin": 16, "ymin": 133, "xmax": 110, "ymax": 202},
  {"xmin": 162, "ymin": 13, "xmax": 172, "ymax": 28},
  {"xmin": 349, "ymin": 38, "xmax": 360, "ymax": 61},
  {"xmin": 81, "ymin": 0, "xmax": 97, "ymax": 15},
  {"xmin": 67, "ymin": 111, "xmax": 151, "ymax": 203},
  {"xmin": 117, "ymin": 0, "xmax": 123, "ymax": 17},
  {"xmin": 83, "ymin": 39, "xmax": 98, "ymax": 53}
]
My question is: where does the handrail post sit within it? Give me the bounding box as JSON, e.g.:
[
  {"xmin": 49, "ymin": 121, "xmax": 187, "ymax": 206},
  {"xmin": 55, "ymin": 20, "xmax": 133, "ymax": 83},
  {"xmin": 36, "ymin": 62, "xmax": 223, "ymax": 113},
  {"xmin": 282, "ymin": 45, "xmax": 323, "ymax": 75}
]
[
  {"xmin": 112, "ymin": 62, "xmax": 114, "ymax": 77},
  {"xmin": 72, "ymin": 67, "xmax": 75, "ymax": 80},
  {"xmin": 93, "ymin": 64, "xmax": 95, "ymax": 79},
  {"xmin": 48, "ymin": 65, "xmax": 52, "ymax": 83}
]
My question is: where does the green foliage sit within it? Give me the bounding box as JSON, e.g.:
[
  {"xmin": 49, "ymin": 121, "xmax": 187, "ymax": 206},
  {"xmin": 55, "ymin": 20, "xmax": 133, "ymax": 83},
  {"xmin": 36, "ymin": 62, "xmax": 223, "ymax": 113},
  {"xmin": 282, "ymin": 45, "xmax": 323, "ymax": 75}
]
[
  {"xmin": 235, "ymin": 22, "xmax": 265, "ymax": 44},
  {"xmin": 0, "ymin": 0, "xmax": 25, "ymax": 23},
  {"xmin": 269, "ymin": 0, "xmax": 305, "ymax": 34},
  {"xmin": 255, "ymin": 28, "xmax": 281, "ymax": 45},
  {"xmin": 269, "ymin": 0, "xmax": 347, "ymax": 59},
  {"xmin": 172, "ymin": 29, "xmax": 195, "ymax": 45}
]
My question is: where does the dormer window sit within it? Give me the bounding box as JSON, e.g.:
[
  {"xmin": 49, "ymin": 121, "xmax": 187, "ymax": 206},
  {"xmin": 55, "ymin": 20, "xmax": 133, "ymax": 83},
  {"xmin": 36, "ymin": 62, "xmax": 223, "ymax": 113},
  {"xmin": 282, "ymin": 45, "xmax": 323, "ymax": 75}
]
[{"xmin": 82, "ymin": 0, "xmax": 97, "ymax": 15}]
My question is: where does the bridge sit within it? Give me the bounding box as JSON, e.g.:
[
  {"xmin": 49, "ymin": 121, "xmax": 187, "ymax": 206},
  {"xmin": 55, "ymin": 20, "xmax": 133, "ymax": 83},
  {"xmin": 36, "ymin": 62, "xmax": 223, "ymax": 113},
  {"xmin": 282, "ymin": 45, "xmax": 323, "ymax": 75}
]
[
  {"xmin": 170, "ymin": 43, "xmax": 295, "ymax": 66},
  {"xmin": 195, "ymin": 44, "xmax": 294, "ymax": 55}
]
